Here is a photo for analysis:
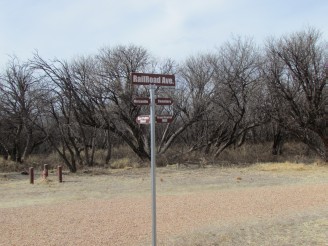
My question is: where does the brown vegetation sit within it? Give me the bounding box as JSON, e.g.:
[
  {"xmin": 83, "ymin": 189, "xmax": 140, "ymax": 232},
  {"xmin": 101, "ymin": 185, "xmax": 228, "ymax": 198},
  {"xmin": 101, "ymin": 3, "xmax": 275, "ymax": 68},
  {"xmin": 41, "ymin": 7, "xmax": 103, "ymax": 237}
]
[{"xmin": 0, "ymin": 141, "xmax": 321, "ymax": 173}]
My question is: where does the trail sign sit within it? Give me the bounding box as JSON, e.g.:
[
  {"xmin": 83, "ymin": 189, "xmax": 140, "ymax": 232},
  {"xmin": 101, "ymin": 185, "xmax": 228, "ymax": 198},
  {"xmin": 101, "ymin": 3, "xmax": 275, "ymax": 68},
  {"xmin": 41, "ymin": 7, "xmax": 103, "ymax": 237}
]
[
  {"xmin": 133, "ymin": 97, "xmax": 150, "ymax": 105},
  {"xmin": 136, "ymin": 115, "xmax": 150, "ymax": 124},
  {"xmin": 156, "ymin": 115, "xmax": 174, "ymax": 123},
  {"xmin": 131, "ymin": 72, "xmax": 175, "ymax": 86},
  {"xmin": 131, "ymin": 72, "xmax": 175, "ymax": 246},
  {"xmin": 155, "ymin": 98, "xmax": 173, "ymax": 105}
]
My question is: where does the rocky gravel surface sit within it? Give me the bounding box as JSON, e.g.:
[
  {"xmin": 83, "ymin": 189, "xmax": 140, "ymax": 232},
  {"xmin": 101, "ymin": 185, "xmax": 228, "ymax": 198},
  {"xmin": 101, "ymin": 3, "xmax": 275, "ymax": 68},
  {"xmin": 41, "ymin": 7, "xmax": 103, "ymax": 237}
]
[{"xmin": 1, "ymin": 166, "xmax": 328, "ymax": 245}]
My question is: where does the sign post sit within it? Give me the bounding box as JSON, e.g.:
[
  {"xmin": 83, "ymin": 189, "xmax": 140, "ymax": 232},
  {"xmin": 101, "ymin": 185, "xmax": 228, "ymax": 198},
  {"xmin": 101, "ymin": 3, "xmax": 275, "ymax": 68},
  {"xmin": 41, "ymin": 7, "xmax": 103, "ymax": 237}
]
[
  {"xmin": 149, "ymin": 84, "xmax": 157, "ymax": 246},
  {"xmin": 131, "ymin": 72, "xmax": 175, "ymax": 246}
]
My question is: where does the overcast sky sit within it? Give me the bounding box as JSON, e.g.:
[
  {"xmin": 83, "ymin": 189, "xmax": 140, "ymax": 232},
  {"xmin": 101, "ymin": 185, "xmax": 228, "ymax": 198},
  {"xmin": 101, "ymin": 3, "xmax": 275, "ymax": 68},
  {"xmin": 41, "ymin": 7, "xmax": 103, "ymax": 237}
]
[{"xmin": 0, "ymin": 0, "xmax": 327, "ymax": 67}]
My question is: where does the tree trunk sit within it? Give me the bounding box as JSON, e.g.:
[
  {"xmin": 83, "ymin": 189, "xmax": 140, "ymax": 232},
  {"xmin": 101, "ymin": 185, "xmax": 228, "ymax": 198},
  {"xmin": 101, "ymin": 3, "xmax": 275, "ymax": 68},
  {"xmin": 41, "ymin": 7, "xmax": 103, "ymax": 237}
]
[
  {"xmin": 48, "ymin": 137, "xmax": 78, "ymax": 173},
  {"xmin": 105, "ymin": 130, "xmax": 112, "ymax": 165},
  {"xmin": 320, "ymin": 136, "xmax": 328, "ymax": 162},
  {"xmin": 90, "ymin": 135, "xmax": 96, "ymax": 166},
  {"xmin": 272, "ymin": 130, "xmax": 284, "ymax": 155},
  {"xmin": 21, "ymin": 129, "xmax": 32, "ymax": 162},
  {"xmin": 214, "ymin": 142, "xmax": 230, "ymax": 157},
  {"xmin": 13, "ymin": 123, "xmax": 23, "ymax": 163},
  {"xmin": 0, "ymin": 141, "xmax": 10, "ymax": 160}
]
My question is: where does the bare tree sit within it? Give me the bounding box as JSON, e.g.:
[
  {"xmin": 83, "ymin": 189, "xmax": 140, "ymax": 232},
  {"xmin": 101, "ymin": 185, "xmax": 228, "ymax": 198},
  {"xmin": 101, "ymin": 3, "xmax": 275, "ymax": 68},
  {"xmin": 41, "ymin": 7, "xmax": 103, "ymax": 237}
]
[
  {"xmin": 0, "ymin": 58, "xmax": 45, "ymax": 162},
  {"xmin": 204, "ymin": 37, "xmax": 264, "ymax": 157},
  {"xmin": 93, "ymin": 45, "xmax": 153, "ymax": 161},
  {"xmin": 31, "ymin": 54, "xmax": 96, "ymax": 172},
  {"xmin": 264, "ymin": 27, "xmax": 328, "ymax": 159},
  {"xmin": 158, "ymin": 53, "xmax": 216, "ymax": 155}
]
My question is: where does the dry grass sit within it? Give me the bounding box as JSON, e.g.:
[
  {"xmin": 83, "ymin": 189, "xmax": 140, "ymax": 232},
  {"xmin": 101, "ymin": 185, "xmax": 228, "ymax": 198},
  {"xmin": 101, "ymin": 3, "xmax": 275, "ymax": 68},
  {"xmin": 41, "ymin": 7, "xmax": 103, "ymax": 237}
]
[
  {"xmin": 252, "ymin": 162, "xmax": 321, "ymax": 172},
  {"xmin": 110, "ymin": 157, "xmax": 141, "ymax": 169},
  {"xmin": 0, "ymin": 141, "xmax": 325, "ymax": 174}
]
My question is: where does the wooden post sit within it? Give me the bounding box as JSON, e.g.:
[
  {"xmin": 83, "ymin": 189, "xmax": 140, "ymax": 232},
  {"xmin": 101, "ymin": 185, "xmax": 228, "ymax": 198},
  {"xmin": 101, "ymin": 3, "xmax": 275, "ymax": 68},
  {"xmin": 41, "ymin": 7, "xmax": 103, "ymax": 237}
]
[
  {"xmin": 58, "ymin": 166, "xmax": 63, "ymax": 183},
  {"xmin": 29, "ymin": 167, "xmax": 34, "ymax": 184},
  {"xmin": 43, "ymin": 164, "xmax": 49, "ymax": 178}
]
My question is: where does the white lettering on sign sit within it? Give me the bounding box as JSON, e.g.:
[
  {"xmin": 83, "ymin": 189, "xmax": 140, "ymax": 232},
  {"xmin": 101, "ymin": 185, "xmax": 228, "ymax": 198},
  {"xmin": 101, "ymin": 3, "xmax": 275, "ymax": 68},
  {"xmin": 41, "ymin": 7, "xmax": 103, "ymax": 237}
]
[
  {"xmin": 159, "ymin": 99, "xmax": 170, "ymax": 103},
  {"xmin": 136, "ymin": 115, "xmax": 150, "ymax": 124},
  {"xmin": 133, "ymin": 75, "xmax": 161, "ymax": 84},
  {"xmin": 133, "ymin": 98, "xmax": 150, "ymax": 105},
  {"xmin": 156, "ymin": 115, "xmax": 174, "ymax": 123},
  {"xmin": 135, "ymin": 99, "xmax": 148, "ymax": 103},
  {"xmin": 131, "ymin": 72, "xmax": 175, "ymax": 86},
  {"xmin": 160, "ymin": 77, "xmax": 174, "ymax": 85},
  {"xmin": 155, "ymin": 98, "xmax": 173, "ymax": 105},
  {"xmin": 156, "ymin": 115, "xmax": 173, "ymax": 119}
]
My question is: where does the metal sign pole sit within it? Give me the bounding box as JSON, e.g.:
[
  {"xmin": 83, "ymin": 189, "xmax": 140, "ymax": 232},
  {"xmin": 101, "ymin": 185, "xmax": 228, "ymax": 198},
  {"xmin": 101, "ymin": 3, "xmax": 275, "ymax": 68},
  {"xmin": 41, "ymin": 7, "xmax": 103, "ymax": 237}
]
[
  {"xmin": 132, "ymin": 72, "xmax": 175, "ymax": 246},
  {"xmin": 150, "ymin": 84, "xmax": 157, "ymax": 246}
]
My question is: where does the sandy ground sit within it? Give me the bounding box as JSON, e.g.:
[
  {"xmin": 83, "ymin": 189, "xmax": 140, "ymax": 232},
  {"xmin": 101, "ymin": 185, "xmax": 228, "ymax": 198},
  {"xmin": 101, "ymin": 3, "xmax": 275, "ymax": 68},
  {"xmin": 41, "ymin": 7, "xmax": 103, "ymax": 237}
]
[{"xmin": 0, "ymin": 165, "xmax": 328, "ymax": 245}]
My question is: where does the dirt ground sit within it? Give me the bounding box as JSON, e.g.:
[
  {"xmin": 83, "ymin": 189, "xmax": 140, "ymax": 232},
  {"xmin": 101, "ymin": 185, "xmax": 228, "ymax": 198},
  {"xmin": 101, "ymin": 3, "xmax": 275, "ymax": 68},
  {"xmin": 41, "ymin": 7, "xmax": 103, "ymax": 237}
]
[{"xmin": 0, "ymin": 163, "xmax": 328, "ymax": 245}]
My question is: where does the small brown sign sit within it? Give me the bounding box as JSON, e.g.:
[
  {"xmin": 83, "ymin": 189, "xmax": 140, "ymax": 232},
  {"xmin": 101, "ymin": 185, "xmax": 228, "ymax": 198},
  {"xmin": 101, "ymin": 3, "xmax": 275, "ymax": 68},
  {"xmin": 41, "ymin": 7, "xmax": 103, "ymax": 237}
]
[
  {"xmin": 156, "ymin": 115, "xmax": 174, "ymax": 123},
  {"xmin": 136, "ymin": 115, "xmax": 150, "ymax": 124},
  {"xmin": 133, "ymin": 98, "xmax": 150, "ymax": 105},
  {"xmin": 155, "ymin": 98, "xmax": 173, "ymax": 105}
]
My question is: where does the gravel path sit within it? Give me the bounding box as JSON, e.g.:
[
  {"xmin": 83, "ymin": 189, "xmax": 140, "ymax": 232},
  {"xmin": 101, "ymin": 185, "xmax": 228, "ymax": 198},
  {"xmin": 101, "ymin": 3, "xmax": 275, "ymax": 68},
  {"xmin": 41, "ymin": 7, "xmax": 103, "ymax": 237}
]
[{"xmin": 1, "ymin": 182, "xmax": 328, "ymax": 245}]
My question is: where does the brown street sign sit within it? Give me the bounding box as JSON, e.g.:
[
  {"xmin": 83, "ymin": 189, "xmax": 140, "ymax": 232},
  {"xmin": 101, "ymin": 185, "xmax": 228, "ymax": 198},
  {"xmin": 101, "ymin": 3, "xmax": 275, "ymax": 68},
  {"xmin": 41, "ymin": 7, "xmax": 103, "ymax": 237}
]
[
  {"xmin": 136, "ymin": 115, "xmax": 150, "ymax": 124},
  {"xmin": 133, "ymin": 97, "xmax": 150, "ymax": 105},
  {"xmin": 156, "ymin": 115, "xmax": 174, "ymax": 123},
  {"xmin": 131, "ymin": 72, "xmax": 175, "ymax": 86},
  {"xmin": 155, "ymin": 98, "xmax": 173, "ymax": 105}
]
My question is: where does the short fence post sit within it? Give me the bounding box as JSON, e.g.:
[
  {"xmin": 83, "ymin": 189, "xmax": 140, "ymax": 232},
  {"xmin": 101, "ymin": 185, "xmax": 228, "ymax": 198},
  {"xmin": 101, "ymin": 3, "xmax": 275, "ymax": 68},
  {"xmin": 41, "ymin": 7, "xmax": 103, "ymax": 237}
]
[
  {"xmin": 58, "ymin": 166, "xmax": 63, "ymax": 183},
  {"xmin": 43, "ymin": 164, "xmax": 49, "ymax": 178},
  {"xmin": 29, "ymin": 167, "xmax": 34, "ymax": 184}
]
